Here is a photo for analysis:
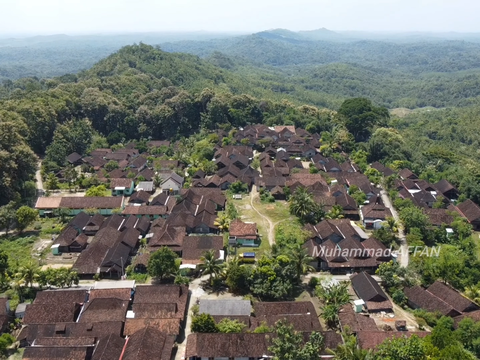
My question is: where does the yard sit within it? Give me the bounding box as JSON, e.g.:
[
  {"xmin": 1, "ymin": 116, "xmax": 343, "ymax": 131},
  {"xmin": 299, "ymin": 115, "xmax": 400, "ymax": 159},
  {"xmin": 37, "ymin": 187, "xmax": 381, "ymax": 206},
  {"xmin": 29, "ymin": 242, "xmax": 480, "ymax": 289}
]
[{"xmin": 231, "ymin": 191, "xmax": 295, "ymax": 256}]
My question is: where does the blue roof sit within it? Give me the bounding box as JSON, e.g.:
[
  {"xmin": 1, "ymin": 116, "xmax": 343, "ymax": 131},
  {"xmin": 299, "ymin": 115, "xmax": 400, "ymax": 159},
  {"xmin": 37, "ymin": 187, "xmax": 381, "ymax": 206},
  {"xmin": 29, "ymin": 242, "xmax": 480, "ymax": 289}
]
[{"xmin": 243, "ymin": 252, "xmax": 256, "ymax": 257}]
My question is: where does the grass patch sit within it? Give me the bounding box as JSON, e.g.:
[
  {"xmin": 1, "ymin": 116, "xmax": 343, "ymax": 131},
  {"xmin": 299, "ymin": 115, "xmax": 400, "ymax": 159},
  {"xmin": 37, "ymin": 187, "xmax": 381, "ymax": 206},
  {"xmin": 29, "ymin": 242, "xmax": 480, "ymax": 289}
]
[
  {"xmin": 7, "ymin": 348, "xmax": 25, "ymax": 360},
  {"xmin": 0, "ymin": 236, "xmax": 37, "ymax": 268}
]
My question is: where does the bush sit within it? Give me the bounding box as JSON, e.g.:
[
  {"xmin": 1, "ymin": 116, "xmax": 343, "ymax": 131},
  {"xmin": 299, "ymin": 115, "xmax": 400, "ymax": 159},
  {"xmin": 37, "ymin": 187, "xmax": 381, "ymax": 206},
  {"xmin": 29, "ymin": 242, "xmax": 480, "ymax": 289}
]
[
  {"xmin": 127, "ymin": 272, "xmax": 149, "ymax": 284},
  {"xmin": 416, "ymin": 317, "xmax": 427, "ymax": 330},
  {"xmin": 413, "ymin": 309, "xmax": 442, "ymax": 327},
  {"xmin": 391, "ymin": 289, "xmax": 407, "ymax": 306},
  {"xmin": 308, "ymin": 276, "xmax": 319, "ymax": 289}
]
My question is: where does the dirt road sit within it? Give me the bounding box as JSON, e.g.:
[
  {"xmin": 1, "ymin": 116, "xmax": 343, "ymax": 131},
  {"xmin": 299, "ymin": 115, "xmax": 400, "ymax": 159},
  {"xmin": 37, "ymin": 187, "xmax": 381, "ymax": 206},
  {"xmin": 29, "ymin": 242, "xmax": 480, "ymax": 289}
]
[{"xmin": 249, "ymin": 186, "xmax": 276, "ymax": 246}]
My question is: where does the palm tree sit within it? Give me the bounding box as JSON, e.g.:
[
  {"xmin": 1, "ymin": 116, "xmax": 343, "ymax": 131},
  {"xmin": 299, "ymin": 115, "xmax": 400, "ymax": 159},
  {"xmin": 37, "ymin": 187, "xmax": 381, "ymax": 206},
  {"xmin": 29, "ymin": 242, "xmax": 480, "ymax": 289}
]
[
  {"xmin": 153, "ymin": 173, "xmax": 163, "ymax": 188},
  {"xmin": 63, "ymin": 165, "xmax": 78, "ymax": 192},
  {"xmin": 384, "ymin": 217, "xmax": 398, "ymax": 233},
  {"xmin": 321, "ymin": 304, "xmax": 341, "ymax": 329},
  {"xmin": 16, "ymin": 260, "xmax": 40, "ymax": 288},
  {"xmin": 288, "ymin": 245, "xmax": 315, "ymax": 279},
  {"xmin": 199, "ymin": 249, "xmax": 224, "ymax": 287},
  {"xmin": 326, "ymin": 205, "xmax": 344, "ymax": 220},
  {"xmin": 214, "ymin": 213, "xmax": 231, "ymax": 233},
  {"xmin": 316, "ymin": 281, "xmax": 351, "ymax": 307},
  {"xmin": 465, "ymin": 286, "xmax": 480, "ymax": 305},
  {"xmin": 289, "ymin": 187, "xmax": 324, "ymax": 224}
]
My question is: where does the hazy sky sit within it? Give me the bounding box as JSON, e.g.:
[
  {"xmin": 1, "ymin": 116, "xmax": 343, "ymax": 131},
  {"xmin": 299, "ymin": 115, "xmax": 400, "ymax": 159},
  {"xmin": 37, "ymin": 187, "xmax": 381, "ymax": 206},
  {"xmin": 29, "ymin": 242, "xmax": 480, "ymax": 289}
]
[{"xmin": 2, "ymin": 0, "xmax": 480, "ymax": 35}]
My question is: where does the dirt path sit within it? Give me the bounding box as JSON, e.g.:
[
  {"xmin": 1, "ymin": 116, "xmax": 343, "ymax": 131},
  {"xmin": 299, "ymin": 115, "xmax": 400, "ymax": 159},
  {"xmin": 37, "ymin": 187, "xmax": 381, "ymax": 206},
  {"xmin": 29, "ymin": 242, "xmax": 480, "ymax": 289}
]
[
  {"xmin": 250, "ymin": 186, "xmax": 276, "ymax": 246},
  {"xmin": 35, "ymin": 160, "xmax": 44, "ymax": 191},
  {"xmin": 380, "ymin": 188, "xmax": 409, "ymax": 267}
]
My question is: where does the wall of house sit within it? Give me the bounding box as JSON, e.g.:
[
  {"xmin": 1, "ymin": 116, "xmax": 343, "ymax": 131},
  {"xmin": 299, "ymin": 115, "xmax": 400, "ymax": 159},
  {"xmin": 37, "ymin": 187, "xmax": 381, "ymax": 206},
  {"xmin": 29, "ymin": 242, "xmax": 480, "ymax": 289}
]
[
  {"xmin": 161, "ymin": 179, "xmax": 181, "ymax": 193},
  {"xmin": 236, "ymin": 238, "xmax": 259, "ymax": 247}
]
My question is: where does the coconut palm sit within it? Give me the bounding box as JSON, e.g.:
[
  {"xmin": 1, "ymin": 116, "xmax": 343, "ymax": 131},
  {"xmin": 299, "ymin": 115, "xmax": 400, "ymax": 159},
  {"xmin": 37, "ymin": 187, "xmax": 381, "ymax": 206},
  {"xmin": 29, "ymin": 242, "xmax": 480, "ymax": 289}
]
[
  {"xmin": 214, "ymin": 213, "xmax": 231, "ymax": 232},
  {"xmin": 153, "ymin": 173, "xmax": 163, "ymax": 188},
  {"xmin": 199, "ymin": 249, "xmax": 224, "ymax": 287},
  {"xmin": 465, "ymin": 286, "xmax": 480, "ymax": 305},
  {"xmin": 326, "ymin": 205, "xmax": 344, "ymax": 220},
  {"xmin": 16, "ymin": 260, "xmax": 40, "ymax": 288},
  {"xmin": 321, "ymin": 304, "xmax": 341, "ymax": 329},
  {"xmin": 384, "ymin": 217, "xmax": 398, "ymax": 233},
  {"xmin": 289, "ymin": 187, "xmax": 324, "ymax": 224},
  {"xmin": 288, "ymin": 245, "xmax": 315, "ymax": 279}
]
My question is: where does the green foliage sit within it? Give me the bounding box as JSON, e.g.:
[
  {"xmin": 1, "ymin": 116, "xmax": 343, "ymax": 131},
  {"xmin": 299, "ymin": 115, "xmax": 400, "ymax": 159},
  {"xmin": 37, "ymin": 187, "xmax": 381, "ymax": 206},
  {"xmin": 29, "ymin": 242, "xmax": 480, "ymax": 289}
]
[
  {"xmin": 316, "ymin": 281, "xmax": 351, "ymax": 328},
  {"xmin": 38, "ymin": 267, "xmax": 79, "ymax": 288},
  {"xmin": 274, "ymin": 222, "xmax": 310, "ymax": 251},
  {"xmin": 229, "ymin": 181, "xmax": 248, "ymax": 194},
  {"xmin": 225, "ymin": 260, "xmax": 251, "ymax": 294},
  {"xmin": 45, "ymin": 173, "xmax": 59, "ymax": 190},
  {"xmin": 348, "ymin": 185, "xmax": 367, "ymax": 206},
  {"xmin": 104, "ymin": 160, "xmax": 119, "ymax": 172},
  {"xmin": 147, "ymin": 247, "xmax": 179, "ymax": 281},
  {"xmin": 0, "ymin": 333, "xmax": 15, "ymax": 355},
  {"xmin": 216, "ymin": 318, "xmax": 247, "ymax": 333},
  {"xmin": 337, "ymin": 98, "xmax": 388, "ymax": 142},
  {"xmin": 191, "ymin": 313, "xmax": 218, "ymax": 333},
  {"xmin": 289, "ymin": 186, "xmax": 325, "ymax": 224},
  {"xmin": 269, "ymin": 320, "xmax": 324, "ymax": 360},
  {"xmin": 85, "ymin": 185, "xmax": 108, "ymax": 197},
  {"xmin": 253, "ymin": 321, "xmax": 272, "ymax": 333},
  {"xmin": 0, "ymin": 202, "xmax": 16, "ymax": 236},
  {"xmin": 374, "ymin": 335, "xmax": 427, "ymax": 360},
  {"xmin": 199, "ymin": 249, "xmax": 224, "ymax": 287},
  {"xmin": 308, "ymin": 276, "xmax": 319, "ymax": 289},
  {"xmin": 249, "ymin": 255, "xmax": 297, "ymax": 301},
  {"xmin": 15, "ymin": 206, "xmax": 38, "ymax": 233}
]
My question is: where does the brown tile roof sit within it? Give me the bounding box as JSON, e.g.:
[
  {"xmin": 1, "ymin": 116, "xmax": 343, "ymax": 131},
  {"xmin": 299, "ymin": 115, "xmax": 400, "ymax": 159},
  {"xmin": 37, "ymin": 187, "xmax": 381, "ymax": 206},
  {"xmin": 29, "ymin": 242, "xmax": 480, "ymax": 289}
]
[
  {"xmin": 133, "ymin": 285, "xmax": 188, "ymax": 319},
  {"xmin": 148, "ymin": 225, "xmax": 185, "ymax": 249},
  {"xmin": 351, "ymin": 272, "xmax": 389, "ymax": 303},
  {"xmin": 427, "ymin": 281, "xmax": 479, "ymax": 313},
  {"xmin": 72, "ymin": 243, "xmax": 108, "ymax": 275},
  {"xmin": 251, "ymin": 314, "xmax": 321, "ymax": 332},
  {"xmin": 424, "ymin": 208, "xmax": 455, "ymax": 226},
  {"xmin": 18, "ymin": 322, "xmax": 124, "ymax": 346},
  {"xmin": 404, "ymin": 285, "xmax": 461, "ymax": 316},
  {"xmin": 132, "ymin": 303, "xmax": 178, "ymax": 318},
  {"xmin": 357, "ymin": 331, "xmax": 429, "ymax": 350},
  {"xmin": 23, "ymin": 303, "xmax": 81, "ymax": 325},
  {"xmin": 34, "ymin": 336, "xmax": 96, "ymax": 346},
  {"xmin": 23, "ymin": 347, "xmax": 91, "ymax": 360},
  {"xmin": 338, "ymin": 306, "xmax": 378, "ymax": 333},
  {"xmin": 59, "ymin": 196, "xmax": 123, "ymax": 209},
  {"xmin": 122, "ymin": 327, "xmax": 175, "ymax": 360},
  {"xmin": 91, "ymin": 334, "xmax": 125, "ymax": 360},
  {"xmin": 88, "ymin": 288, "xmax": 132, "ymax": 302},
  {"xmin": 110, "ymin": 178, "xmax": 133, "ymax": 189},
  {"xmin": 229, "ymin": 219, "xmax": 257, "ymax": 238},
  {"xmin": 33, "ymin": 289, "xmax": 88, "ymax": 305},
  {"xmin": 186, "ymin": 333, "xmax": 270, "ymax": 358},
  {"xmin": 129, "ymin": 190, "xmax": 151, "ymax": 204},
  {"xmin": 456, "ymin": 199, "xmax": 480, "ymax": 223},
  {"xmin": 361, "ymin": 203, "xmax": 392, "ymax": 220},
  {"xmin": 123, "ymin": 318, "xmax": 181, "ymax": 336},
  {"xmin": 122, "ymin": 205, "xmax": 167, "ymax": 215},
  {"xmin": 35, "ymin": 197, "xmax": 62, "ymax": 209},
  {"xmin": 182, "ymin": 236, "xmax": 224, "ymax": 265},
  {"xmin": 78, "ymin": 298, "xmax": 129, "ymax": 323}
]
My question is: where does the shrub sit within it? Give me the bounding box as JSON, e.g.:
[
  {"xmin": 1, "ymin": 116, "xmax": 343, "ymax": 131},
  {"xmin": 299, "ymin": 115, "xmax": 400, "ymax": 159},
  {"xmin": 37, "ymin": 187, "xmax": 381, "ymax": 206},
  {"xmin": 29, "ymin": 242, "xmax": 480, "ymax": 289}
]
[{"xmin": 308, "ymin": 276, "xmax": 319, "ymax": 289}]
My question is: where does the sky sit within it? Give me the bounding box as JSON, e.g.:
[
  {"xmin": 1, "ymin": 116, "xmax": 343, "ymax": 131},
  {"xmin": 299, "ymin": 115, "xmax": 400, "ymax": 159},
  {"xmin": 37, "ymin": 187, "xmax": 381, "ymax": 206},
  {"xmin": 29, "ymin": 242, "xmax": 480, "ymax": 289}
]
[{"xmin": 1, "ymin": 0, "xmax": 480, "ymax": 35}]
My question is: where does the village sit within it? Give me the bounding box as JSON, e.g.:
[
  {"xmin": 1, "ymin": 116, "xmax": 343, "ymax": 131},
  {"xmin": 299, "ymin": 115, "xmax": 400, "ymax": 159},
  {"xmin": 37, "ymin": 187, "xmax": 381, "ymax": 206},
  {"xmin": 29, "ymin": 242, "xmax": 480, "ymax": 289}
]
[{"xmin": 3, "ymin": 124, "xmax": 480, "ymax": 359}]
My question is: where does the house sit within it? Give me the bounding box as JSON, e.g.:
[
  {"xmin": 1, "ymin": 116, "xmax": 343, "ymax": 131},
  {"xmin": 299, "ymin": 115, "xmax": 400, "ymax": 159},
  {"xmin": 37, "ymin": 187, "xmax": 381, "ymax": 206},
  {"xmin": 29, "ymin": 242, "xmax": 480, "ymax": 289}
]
[
  {"xmin": 122, "ymin": 205, "xmax": 167, "ymax": 219},
  {"xmin": 452, "ymin": 199, "xmax": 480, "ymax": 230},
  {"xmin": 160, "ymin": 172, "xmax": 184, "ymax": 194},
  {"xmin": 229, "ymin": 219, "xmax": 259, "ymax": 247},
  {"xmin": 199, "ymin": 299, "xmax": 251, "ymax": 317},
  {"xmin": 110, "ymin": 179, "xmax": 135, "ymax": 196},
  {"xmin": 78, "ymin": 298, "xmax": 129, "ymax": 323},
  {"xmin": 186, "ymin": 333, "xmax": 270, "ymax": 360},
  {"xmin": 182, "ymin": 236, "xmax": 224, "ymax": 266},
  {"xmin": 338, "ymin": 304, "xmax": 378, "ymax": 333},
  {"xmin": 424, "ymin": 208, "xmax": 455, "ymax": 227},
  {"xmin": 53, "ymin": 226, "xmax": 88, "ymax": 253},
  {"xmin": 135, "ymin": 181, "xmax": 154, "ymax": 193},
  {"xmin": 129, "ymin": 190, "xmax": 151, "ymax": 204},
  {"xmin": 404, "ymin": 285, "xmax": 462, "ymax": 317},
  {"xmin": 251, "ymin": 301, "xmax": 322, "ymax": 332},
  {"xmin": 122, "ymin": 327, "xmax": 175, "ymax": 360},
  {"xmin": 66, "ymin": 152, "xmax": 83, "ymax": 166},
  {"xmin": 427, "ymin": 281, "xmax": 479, "ymax": 313},
  {"xmin": 58, "ymin": 197, "xmax": 124, "ymax": 216},
  {"xmin": 361, "ymin": 203, "xmax": 392, "ymax": 229},
  {"xmin": 351, "ymin": 272, "xmax": 393, "ymax": 312},
  {"xmin": 435, "ymin": 179, "xmax": 459, "ymax": 200}
]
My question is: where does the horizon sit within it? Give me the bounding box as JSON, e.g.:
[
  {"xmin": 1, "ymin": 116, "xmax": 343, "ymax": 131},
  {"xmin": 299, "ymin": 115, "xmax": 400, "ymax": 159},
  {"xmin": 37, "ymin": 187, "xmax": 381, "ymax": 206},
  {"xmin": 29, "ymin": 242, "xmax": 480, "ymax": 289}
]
[{"xmin": 2, "ymin": 0, "xmax": 480, "ymax": 35}]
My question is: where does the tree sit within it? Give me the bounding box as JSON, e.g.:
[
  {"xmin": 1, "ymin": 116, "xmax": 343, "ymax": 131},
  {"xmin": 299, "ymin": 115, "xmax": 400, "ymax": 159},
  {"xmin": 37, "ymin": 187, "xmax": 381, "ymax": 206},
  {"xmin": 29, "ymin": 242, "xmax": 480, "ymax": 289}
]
[
  {"xmin": 337, "ymin": 98, "xmax": 389, "ymax": 142},
  {"xmin": 217, "ymin": 318, "xmax": 246, "ymax": 333},
  {"xmin": 0, "ymin": 202, "xmax": 16, "ymax": 236},
  {"xmin": 191, "ymin": 313, "xmax": 218, "ymax": 333},
  {"xmin": 225, "ymin": 260, "xmax": 250, "ymax": 293},
  {"xmin": 374, "ymin": 335, "xmax": 427, "ymax": 360},
  {"xmin": 45, "ymin": 172, "xmax": 59, "ymax": 190},
  {"xmin": 54, "ymin": 208, "xmax": 72, "ymax": 223},
  {"xmin": 269, "ymin": 320, "xmax": 324, "ymax": 360},
  {"xmin": 147, "ymin": 247, "xmax": 178, "ymax": 281},
  {"xmin": 153, "ymin": 173, "xmax": 163, "ymax": 188},
  {"xmin": 289, "ymin": 187, "xmax": 324, "ymax": 225},
  {"xmin": 253, "ymin": 321, "xmax": 272, "ymax": 333},
  {"xmin": 316, "ymin": 281, "xmax": 351, "ymax": 328},
  {"xmin": 326, "ymin": 205, "xmax": 344, "ymax": 220},
  {"xmin": 348, "ymin": 185, "xmax": 367, "ymax": 205},
  {"xmin": 85, "ymin": 185, "xmax": 108, "ymax": 197},
  {"xmin": 0, "ymin": 333, "xmax": 15, "ymax": 355},
  {"xmin": 63, "ymin": 165, "xmax": 78, "ymax": 191},
  {"xmin": 229, "ymin": 181, "xmax": 248, "ymax": 194},
  {"xmin": 199, "ymin": 249, "xmax": 224, "ymax": 287},
  {"xmin": 15, "ymin": 206, "xmax": 38, "ymax": 233},
  {"xmin": 16, "ymin": 260, "xmax": 40, "ymax": 288},
  {"xmin": 399, "ymin": 206, "xmax": 430, "ymax": 234},
  {"xmin": 288, "ymin": 245, "xmax": 315, "ymax": 280},
  {"xmin": 214, "ymin": 213, "xmax": 231, "ymax": 232},
  {"xmin": 0, "ymin": 251, "xmax": 8, "ymax": 276},
  {"xmin": 104, "ymin": 160, "xmax": 119, "ymax": 172}
]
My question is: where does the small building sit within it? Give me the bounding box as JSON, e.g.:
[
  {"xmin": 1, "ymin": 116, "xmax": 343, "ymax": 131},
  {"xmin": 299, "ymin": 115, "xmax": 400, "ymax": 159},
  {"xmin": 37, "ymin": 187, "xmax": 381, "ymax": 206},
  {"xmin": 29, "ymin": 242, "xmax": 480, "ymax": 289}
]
[
  {"xmin": 229, "ymin": 219, "xmax": 259, "ymax": 247},
  {"xmin": 135, "ymin": 181, "xmax": 154, "ymax": 193},
  {"xmin": 160, "ymin": 172, "xmax": 184, "ymax": 195},
  {"xmin": 351, "ymin": 272, "xmax": 393, "ymax": 313},
  {"xmin": 361, "ymin": 203, "xmax": 392, "ymax": 230},
  {"xmin": 110, "ymin": 179, "xmax": 135, "ymax": 196}
]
